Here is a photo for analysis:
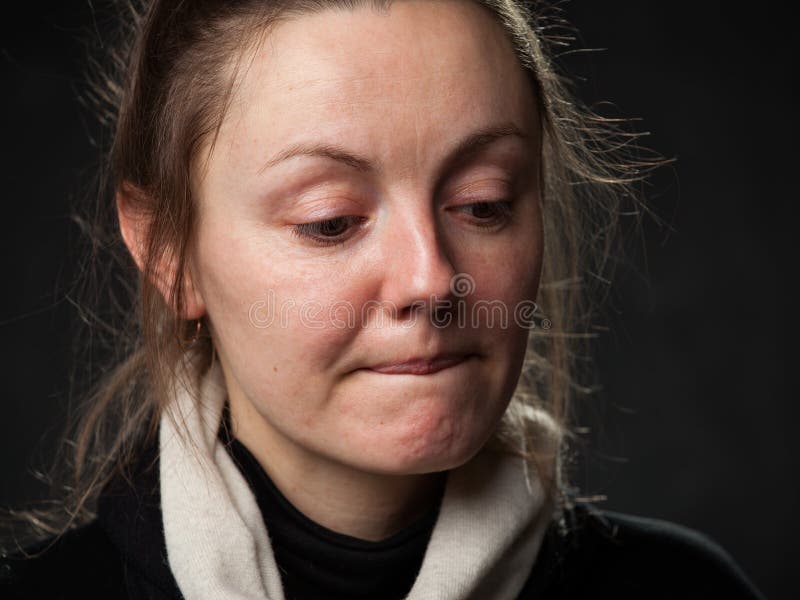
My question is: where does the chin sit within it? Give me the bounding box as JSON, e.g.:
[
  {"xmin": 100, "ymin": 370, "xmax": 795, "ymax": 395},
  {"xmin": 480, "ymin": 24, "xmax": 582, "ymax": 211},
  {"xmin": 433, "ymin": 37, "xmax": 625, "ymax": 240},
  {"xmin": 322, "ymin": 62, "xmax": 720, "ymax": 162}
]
[{"xmin": 366, "ymin": 421, "xmax": 493, "ymax": 476}]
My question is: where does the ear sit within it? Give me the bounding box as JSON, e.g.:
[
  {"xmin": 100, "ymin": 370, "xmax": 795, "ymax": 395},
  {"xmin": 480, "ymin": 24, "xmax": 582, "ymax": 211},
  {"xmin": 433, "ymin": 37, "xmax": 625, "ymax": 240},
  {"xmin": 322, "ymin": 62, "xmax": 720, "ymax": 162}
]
[{"xmin": 116, "ymin": 182, "xmax": 206, "ymax": 320}]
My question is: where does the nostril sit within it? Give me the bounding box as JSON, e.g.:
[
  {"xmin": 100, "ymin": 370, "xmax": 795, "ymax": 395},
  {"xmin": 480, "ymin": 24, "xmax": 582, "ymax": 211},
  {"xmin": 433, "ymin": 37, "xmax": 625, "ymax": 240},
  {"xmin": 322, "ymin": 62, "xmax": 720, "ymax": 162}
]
[
  {"xmin": 431, "ymin": 297, "xmax": 457, "ymax": 328},
  {"xmin": 402, "ymin": 300, "xmax": 428, "ymax": 321}
]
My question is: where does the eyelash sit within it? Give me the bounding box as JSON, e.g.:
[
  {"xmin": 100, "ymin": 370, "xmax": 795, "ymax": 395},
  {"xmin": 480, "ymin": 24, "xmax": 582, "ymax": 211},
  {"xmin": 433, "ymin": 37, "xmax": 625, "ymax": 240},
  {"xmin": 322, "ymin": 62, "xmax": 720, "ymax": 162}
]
[
  {"xmin": 292, "ymin": 216, "xmax": 366, "ymax": 247},
  {"xmin": 291, "ymin": 199, "xmax": 515, "ymax": 247},
  {"xmin": 463, "ymin": 199, "xmax": 514, "ymax": 226}
]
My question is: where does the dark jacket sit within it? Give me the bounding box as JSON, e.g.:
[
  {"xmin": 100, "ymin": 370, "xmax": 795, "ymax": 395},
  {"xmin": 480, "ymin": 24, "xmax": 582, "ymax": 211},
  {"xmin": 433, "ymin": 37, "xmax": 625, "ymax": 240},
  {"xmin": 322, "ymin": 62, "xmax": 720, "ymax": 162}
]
[{"xmin": 1, "ymin": 433, "xmax": 766, "ymax": 600}]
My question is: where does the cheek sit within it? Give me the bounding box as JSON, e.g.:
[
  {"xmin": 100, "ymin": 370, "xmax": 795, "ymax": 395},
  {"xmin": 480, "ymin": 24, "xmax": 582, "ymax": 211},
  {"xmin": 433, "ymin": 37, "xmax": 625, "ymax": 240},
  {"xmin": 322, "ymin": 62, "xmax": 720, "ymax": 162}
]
[
  {"xmin": 457, "ymin": 198, "xmax": 544, "ymax": 306},
  {"xmin": 452, "ymin": 219, "xmax": 542, "ymax": 399},
  {"xmin": 464, "ymin": 241, "xmax": 543, "ymax": 309},
  {"xmin": 194, "ymin": 228, "xmax": 369, "ymax": 382}
]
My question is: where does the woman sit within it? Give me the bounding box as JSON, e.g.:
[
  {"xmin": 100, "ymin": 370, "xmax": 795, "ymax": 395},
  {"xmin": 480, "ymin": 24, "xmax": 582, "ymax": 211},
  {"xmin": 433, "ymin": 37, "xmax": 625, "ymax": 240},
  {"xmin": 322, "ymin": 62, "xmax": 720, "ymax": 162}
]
[{"xmin": 1, "ymin": 0, "xmax": 766, "ymax": 598}]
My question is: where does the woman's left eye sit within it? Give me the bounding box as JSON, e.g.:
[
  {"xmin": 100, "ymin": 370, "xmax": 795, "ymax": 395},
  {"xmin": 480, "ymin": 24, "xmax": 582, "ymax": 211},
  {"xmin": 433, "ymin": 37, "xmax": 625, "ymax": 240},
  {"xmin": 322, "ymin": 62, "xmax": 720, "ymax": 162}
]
[{"xmin": 455, "ymin": 199, "xmax": 514, "ymax": 227}]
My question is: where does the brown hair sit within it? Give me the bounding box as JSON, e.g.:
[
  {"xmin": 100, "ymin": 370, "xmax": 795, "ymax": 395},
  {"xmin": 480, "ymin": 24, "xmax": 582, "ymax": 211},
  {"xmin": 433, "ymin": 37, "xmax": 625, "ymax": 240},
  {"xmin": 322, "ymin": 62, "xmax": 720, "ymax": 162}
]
[{"xmin": 3, "ymin": 0, "xmax": 660, "ymax": 550}]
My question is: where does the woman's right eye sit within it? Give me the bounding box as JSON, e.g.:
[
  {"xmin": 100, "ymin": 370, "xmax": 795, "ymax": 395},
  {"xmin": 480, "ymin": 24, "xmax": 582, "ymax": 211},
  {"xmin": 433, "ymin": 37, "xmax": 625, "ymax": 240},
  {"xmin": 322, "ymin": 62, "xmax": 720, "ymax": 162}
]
[{"xmin": 291, "ymin": 216, "xmax": 365, "ymax": 247}]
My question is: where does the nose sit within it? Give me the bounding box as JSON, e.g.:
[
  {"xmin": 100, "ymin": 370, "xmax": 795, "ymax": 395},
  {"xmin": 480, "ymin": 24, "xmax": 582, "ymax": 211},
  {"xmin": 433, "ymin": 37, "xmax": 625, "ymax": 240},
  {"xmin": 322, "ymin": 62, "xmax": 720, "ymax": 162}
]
[{"xmin": 378, "ymin": 203, "xmax": 459, "ymax": 324}]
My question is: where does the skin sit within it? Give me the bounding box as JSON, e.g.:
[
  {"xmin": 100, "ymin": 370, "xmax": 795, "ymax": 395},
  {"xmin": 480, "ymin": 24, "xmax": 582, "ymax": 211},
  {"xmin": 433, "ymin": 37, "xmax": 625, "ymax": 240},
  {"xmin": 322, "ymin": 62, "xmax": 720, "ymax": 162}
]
[{"xmin": 120, "ymin": 0, "xmax": 544, "ymax": 542}]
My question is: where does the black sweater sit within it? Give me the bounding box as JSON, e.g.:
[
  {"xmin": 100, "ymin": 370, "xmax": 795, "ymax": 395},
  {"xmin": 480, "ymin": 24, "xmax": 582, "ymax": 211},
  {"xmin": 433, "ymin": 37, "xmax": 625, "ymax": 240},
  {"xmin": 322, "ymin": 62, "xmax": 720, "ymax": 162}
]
[{"xmin": 1, "ymin": 426, "xmax": 767, "ymax": 600}]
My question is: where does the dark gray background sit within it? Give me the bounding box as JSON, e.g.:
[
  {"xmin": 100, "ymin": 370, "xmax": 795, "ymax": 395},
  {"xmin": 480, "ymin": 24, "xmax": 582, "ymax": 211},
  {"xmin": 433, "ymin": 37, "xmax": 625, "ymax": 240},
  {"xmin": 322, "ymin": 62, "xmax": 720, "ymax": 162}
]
[{"xmin": 1, "ymin": 2, "xmax": 793, "ymax": 598}]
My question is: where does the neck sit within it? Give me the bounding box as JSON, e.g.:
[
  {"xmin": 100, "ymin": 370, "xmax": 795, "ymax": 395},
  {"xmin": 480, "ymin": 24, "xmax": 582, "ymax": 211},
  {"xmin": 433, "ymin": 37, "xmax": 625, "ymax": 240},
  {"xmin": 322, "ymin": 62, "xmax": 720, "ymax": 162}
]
[{"xmin": 227, "ymin": 387, "xmax": 446, "ymax": 542}]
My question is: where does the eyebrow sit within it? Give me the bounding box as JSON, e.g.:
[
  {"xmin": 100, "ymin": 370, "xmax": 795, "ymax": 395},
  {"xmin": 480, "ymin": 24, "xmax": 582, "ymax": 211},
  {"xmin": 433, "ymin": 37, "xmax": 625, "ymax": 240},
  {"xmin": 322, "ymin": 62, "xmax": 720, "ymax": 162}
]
[{"xmin": 258, "ymin": 122, "xmax": 530, "ymax": 176}]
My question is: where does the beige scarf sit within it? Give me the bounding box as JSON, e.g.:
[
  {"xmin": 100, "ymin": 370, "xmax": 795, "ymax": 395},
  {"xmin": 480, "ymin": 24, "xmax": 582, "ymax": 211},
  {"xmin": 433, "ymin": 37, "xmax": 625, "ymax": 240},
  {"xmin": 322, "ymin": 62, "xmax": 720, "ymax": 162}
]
[{"xmin": 160, "ymin": 356, "xmax": 555, "ymax": 600}]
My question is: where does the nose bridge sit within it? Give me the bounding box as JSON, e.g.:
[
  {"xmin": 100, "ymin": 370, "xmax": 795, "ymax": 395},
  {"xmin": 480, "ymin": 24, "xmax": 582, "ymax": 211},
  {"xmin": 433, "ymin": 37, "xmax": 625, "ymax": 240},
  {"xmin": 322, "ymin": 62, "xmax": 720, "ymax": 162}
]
[{"xmin": 381, "ymin": 194, "xmax": 457, "ymax": 313}]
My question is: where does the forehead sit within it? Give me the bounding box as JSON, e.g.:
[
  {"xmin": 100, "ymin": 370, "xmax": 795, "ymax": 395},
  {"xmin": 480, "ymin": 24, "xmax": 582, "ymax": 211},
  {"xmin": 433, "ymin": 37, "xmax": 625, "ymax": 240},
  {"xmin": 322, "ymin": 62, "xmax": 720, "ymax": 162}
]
[{"xmin": 216, "ymin": 0, "xmax": 538, "ymax": 176}]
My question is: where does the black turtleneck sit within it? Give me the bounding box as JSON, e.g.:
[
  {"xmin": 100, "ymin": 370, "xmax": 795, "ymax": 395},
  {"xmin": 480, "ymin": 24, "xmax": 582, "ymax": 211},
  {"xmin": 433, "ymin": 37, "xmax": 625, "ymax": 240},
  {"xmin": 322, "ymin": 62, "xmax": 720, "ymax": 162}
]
[{"xmin": 217, "ymin": 403, "xmax": 444, "ymax": 600}]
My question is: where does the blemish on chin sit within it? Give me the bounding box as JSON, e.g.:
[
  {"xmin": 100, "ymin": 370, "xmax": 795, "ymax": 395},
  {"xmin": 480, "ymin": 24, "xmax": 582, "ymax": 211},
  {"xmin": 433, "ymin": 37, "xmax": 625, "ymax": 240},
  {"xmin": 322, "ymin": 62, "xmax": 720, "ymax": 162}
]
[{"xmin": 273, "ymin": 365, "xmax": 278, "ymax": 372}]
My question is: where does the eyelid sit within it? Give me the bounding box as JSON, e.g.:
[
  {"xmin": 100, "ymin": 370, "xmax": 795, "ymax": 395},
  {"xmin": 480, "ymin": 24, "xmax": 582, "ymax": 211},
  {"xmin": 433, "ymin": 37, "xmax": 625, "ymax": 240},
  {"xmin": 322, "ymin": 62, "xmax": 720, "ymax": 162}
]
[
  {"xmin": 448, "ymin": 176, "xmax": 513, "ymax": 199},
  {"xmin": 292, "ymin": 194, "xmax": 366, "ymax": 219}
]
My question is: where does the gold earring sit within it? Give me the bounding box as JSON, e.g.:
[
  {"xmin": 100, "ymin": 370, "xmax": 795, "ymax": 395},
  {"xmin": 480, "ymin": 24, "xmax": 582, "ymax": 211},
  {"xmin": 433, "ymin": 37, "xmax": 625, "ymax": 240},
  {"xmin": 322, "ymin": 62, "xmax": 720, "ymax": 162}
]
[{"xmin": 185, "ymin": 319, "xmax": 203, "ymax": 345}]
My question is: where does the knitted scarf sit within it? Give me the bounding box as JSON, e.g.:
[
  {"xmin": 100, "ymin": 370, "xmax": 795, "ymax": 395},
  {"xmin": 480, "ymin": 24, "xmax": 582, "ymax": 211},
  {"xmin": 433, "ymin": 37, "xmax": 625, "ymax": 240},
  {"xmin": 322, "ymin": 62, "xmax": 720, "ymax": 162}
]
[{"xmin": 159, "ymin": 356, "xmax": 555, "ymax": 600}]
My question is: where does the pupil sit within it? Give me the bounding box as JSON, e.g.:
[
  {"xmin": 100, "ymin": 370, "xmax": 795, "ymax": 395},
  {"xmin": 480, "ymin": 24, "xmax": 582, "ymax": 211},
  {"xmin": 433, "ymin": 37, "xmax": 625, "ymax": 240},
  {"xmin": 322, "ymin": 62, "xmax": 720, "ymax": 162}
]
[
  {"xmin": 473, "ymin": 202, "xmax": 493, "ymax": 218},
  {"xmin": 322, "ymin": 218, "xmax": 347, "ymax": 236}
]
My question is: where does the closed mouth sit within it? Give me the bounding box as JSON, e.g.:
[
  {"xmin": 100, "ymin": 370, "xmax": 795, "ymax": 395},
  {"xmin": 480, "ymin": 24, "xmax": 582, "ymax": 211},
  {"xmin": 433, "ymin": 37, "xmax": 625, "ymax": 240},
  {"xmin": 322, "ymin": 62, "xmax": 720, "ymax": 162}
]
[{"xmin": 364, "ymin": 354, "xmax": 474, "ymax": 375}]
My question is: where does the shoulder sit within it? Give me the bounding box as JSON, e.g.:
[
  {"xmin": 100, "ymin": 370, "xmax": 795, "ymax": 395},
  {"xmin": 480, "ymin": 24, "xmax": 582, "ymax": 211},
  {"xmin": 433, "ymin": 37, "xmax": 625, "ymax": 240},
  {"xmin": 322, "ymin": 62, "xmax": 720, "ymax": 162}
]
[
  {"xmin": 521, "ymin": 501, "xmax": 766, "ymax": 600},
  {"xmin": 1, "ymin": 519, "xmax": 126, "ymax": 599},
  {"xmin": 587, "ymin": 506, "xmax": 764, "ymax": 596}
]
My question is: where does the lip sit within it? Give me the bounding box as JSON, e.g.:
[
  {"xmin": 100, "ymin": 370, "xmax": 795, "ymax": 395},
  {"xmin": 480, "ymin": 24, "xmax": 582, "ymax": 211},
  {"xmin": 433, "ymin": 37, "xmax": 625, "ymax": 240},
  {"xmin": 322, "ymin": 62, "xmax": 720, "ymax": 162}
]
[{"xmin": 364, "ymin": 353, "xmax": 473, "ymax": 375}]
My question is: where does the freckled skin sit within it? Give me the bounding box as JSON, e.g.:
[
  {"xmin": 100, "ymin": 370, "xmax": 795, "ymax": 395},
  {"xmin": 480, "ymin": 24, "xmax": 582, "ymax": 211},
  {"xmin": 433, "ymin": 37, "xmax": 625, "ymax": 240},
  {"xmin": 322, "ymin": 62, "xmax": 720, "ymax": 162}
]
[{"xmin": 187, "ymin": 0, "xmax": 544, "ymax": 539}]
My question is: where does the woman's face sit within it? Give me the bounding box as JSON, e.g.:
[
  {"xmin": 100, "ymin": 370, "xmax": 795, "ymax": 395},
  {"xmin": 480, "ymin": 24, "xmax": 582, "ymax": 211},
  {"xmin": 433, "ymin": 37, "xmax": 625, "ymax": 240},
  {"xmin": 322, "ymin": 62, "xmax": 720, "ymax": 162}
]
[{"xmin": 191, "ymin": 0, "xmax": 544, "ymax": 475}]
